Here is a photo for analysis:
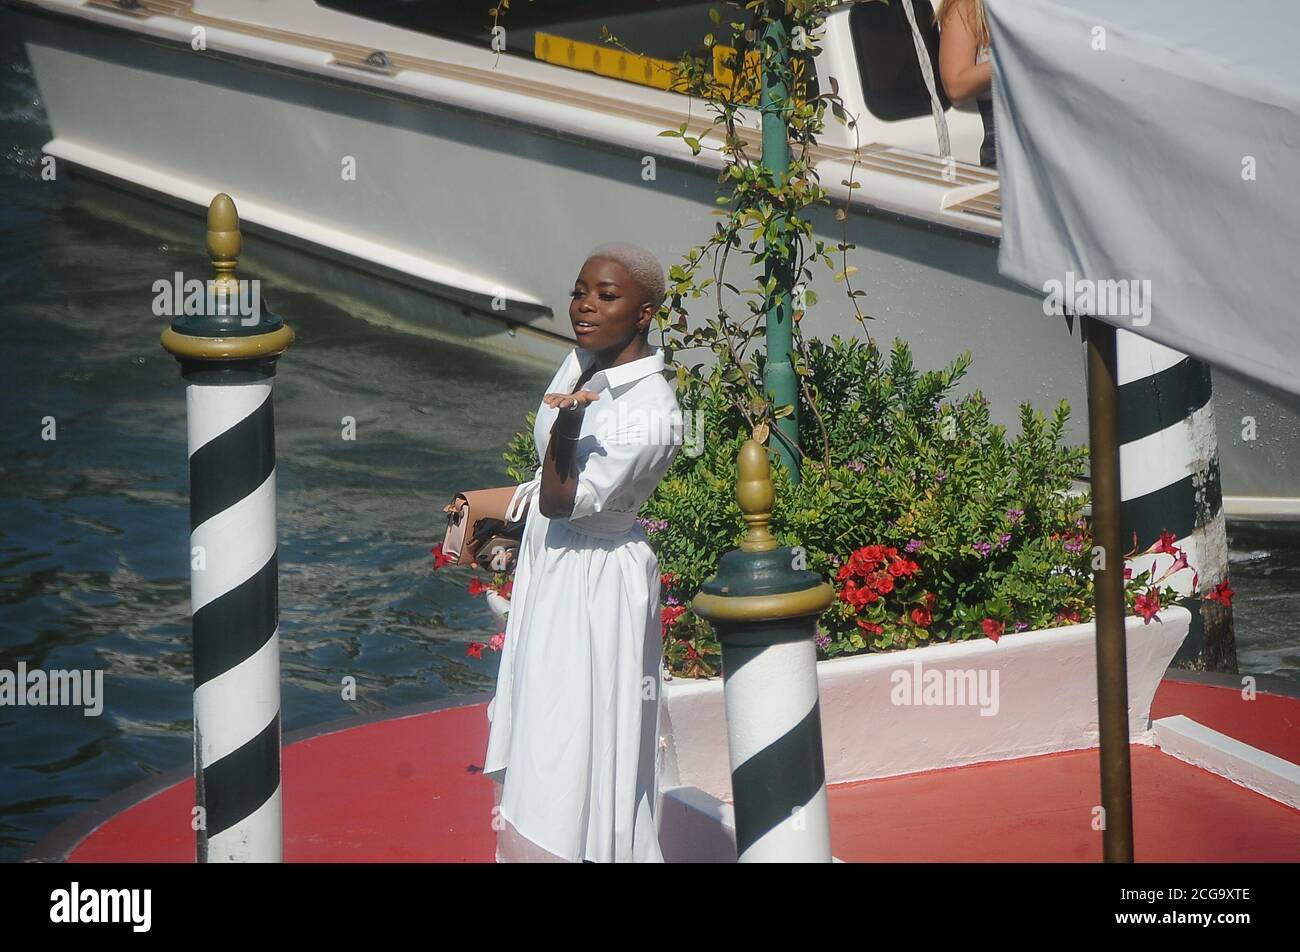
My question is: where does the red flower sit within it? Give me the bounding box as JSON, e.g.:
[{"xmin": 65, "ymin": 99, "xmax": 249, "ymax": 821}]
[
  {"xmin": 466, "ymin": 641, "xmax": 487, "ymax": 660},
  {"xmin": 888, "ymin": 559, "xmax": 908, "ymax": 577},
  {"xmin": 661, "ymin": 603, "xmax": 687, "ymax": 637},
  {"xmin": 925, "ymin": 592, "xmax": 937, "ymax": 608},
  {"xmin": 467, "ymin": 576, "xmax": 488, "ymax": 596},
  {"xmin": 1205, "ymin": 580, "xmax": 1235, "ymax": 607},
  {"xmin": 982, "ymin": 619, "xmax": 1005, "ymax": 642},
  {"xmin": 1151, "ymin": 530, "xmax": 1180, "ymax": 556},
  {"xmin": 499, "ymin": 579, "xmax": 514, "ymax": 599},
  {"xmin": 660, "ymin": 572, "xmax": 678, "ymax": 588},
  {"xmin": 874, "ymin": 575, "xmax": 895, "ymax": 595},
  {"xmin": 431, "ymin": 543, "xmax": 454, "ymax": 570},
  {"xmin": 1123, "ymin": 566, "xmax": 1133, "ymax": 580},
  {"xmin": 684, "ymin": 645, "xmax": 699, "ymax": 661},
  {"xmin": 1134, "ymin": 590, "xmax": 1162, "ymax": 623},
  {"xmin": 911, "ymin": 606, "xmax": 932, "ymax": 628},
  {"xmin": 856, "ymin": 620, "xmax": 884, "ymax": 635}
]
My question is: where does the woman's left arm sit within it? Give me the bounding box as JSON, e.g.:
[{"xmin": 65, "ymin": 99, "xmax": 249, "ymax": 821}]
[{"xmin": 938, "ymin": 3, "xmax": 991, "ymax": 103}]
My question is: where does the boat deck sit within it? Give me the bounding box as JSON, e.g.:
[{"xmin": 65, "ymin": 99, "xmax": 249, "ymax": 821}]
[{"xmin": 29, "ymin": 675, "xmax": 1300, "ymax": 863}]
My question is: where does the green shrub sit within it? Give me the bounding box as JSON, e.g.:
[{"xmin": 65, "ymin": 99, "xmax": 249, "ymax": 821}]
[{"xmin": 495, "ymin": 335, "xmax": 1191, "ymax": 677}]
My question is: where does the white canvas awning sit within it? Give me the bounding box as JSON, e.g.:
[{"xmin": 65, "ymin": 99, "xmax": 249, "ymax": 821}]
[{"xmin": 985, "ymin": 0, "xmax": 1300, "ymax": 397}]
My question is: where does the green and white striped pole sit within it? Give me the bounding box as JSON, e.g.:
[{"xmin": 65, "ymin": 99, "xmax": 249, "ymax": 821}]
[
  {"xmin": 160, "ymin": 194, "xmax": 294, "ymax": 862},
  {"xmin": 693, "ymin": 440, "xmax": 835, "ymax": 861}
]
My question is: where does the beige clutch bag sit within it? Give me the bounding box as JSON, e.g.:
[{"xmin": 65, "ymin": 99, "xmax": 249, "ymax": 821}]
[{"xmin": 441, "ymin": 485, "xmax": 527, "ymax": 570}]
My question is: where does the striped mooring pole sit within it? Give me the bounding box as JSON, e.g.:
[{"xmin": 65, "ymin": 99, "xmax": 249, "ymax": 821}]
[
  {"xmin": 160, "ymin": 194, "xmax": 294, "ymax": 862},
  {"xmin": 692, "ymin": 439, "xmax": 835, "ymax": 861},
  {"xmin": 1115, "ymin": 330, "xmax": 1237, "ymax": 670}
]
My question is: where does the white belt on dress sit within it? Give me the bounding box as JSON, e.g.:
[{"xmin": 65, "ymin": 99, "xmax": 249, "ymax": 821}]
[
  {"xmin": 506, "ymin": 474, "xmax": 541, "ymax": 524},
  {"xmin": 505, "ymin": 473, "xmax": 640, "ymax": 542}
]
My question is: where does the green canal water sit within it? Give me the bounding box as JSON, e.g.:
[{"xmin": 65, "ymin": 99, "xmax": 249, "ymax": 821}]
[{"xmin": 1, "ymin": 14, "xmax": 1296, "ymax": 862}]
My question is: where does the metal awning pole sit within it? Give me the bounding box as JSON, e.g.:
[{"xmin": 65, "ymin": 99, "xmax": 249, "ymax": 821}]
[{"xmin": 1084, "ymin": 316, "xmax": 1135, "ymax": 862}]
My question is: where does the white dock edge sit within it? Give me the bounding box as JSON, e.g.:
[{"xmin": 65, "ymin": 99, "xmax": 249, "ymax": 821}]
[{"xmin": 1152, "ymin": 715, "xmax": 1300, "ymax": 809}]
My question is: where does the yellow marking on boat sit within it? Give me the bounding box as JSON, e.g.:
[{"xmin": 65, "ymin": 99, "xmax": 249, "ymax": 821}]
[{"xmin": 534, "ymin": 32, "xmax": 679, "ymax": 92}]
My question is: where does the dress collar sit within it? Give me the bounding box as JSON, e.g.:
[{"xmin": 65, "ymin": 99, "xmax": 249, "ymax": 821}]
[{"xmin": 571, "ymin": 345, "xmax": 666, "ymax": 393}]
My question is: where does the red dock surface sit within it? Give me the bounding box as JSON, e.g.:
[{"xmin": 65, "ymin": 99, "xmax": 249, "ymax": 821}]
[{"xmin": 29, "ymin": 673, "xmax": 1300, "ymax": 863}]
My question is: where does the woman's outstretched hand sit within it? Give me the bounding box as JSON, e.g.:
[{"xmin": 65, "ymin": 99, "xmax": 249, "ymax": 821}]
[{"xmin": 543, "ymin": 390, "xmax": 600, "ymax": 411}]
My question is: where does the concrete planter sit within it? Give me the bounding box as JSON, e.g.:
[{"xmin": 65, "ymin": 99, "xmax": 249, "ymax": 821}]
[{"xmin": 659, "ymin": 607, "xmax": 1193, "ymax": 804}]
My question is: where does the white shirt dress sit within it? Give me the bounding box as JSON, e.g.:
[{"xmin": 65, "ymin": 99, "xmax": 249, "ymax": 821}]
[{"xmin": 483, "ymin": 345, "xmax": 684, "ymax": 863}]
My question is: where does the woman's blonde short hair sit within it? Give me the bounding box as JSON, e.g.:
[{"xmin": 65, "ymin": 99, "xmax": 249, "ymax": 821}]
[
  {"xmin": 935, "ymin": 0, "xmax": 991, "ymax": 50},
  {"xmin": 586, "ymin": 242, "xmax": 667, "ymax": 311}
]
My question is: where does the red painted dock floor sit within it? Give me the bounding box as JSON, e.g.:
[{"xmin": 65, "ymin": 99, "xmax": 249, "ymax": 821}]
[{"xmin": 32, "ymin": 675, "xmax": 1300, "ymax": 863}]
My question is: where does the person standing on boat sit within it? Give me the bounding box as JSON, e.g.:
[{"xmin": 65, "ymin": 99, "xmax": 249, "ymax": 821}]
[
  {"xmin": 482, "ymin": 244, "xmax": 683, "ymax": 863},
  {"xmin": 936, "ymin": 0, "xmax": 997, "ymax": 168}
]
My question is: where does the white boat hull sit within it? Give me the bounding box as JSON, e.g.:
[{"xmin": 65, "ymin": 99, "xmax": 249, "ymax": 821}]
[{"xmin": 13, "ymin": 2, "xmax": 1300, "ymax": 519}]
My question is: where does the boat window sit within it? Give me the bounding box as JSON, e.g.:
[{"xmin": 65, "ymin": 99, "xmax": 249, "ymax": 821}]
[
  {"xmin": 317, "ymin": 1, "xmax": 816, "ymax": 101},
  {"xmin": 317, "ymin": 1, "xmax": 721, "ymax": 62},
  {"xmin": 850, "ymin": 0, "xmax": 950, "ymax": 121}
]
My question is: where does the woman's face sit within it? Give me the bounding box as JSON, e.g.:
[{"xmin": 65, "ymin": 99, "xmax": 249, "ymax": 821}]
[{"xmin": 569, "ymin": 256, "xmax": 650, "ymax": 353}]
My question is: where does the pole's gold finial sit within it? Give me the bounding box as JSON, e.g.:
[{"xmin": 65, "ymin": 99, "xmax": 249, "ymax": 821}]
[
  {"xmin": 206, "ymin": 193, "xmax": 241, "ymax": 292},
  {"xmin": 737, "ymin": 438, "xmax": 779, "ymax": 552}
]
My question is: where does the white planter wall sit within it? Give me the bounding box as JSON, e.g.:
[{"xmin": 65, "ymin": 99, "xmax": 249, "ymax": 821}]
[{"xmin": 659, "ymin": 608, "xmax": 1192, "ymax": 804}]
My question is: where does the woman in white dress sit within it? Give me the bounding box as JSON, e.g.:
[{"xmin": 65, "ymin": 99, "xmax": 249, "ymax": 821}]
[{"xmin": 482, "ymin": 243, "xmax": 684, "ymax": 863}]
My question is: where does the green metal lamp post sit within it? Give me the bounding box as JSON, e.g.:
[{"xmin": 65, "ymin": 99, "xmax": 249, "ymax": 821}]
[
  {"xmin": 692, "ymin": 438, "xmax": 835, "ymax": 861},
  {"xmin": 759, "ymin": 0, "xmax": 800, "ymax": 484}
]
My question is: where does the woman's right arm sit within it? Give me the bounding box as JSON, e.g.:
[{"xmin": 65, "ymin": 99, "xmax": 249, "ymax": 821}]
[
  {"xmin": 536, "ymin": 392, "xmax": 599, "ymax": 518},
  {"xmin": 938, "ymin": 1, "xmax": 991, "ymax": 104}
]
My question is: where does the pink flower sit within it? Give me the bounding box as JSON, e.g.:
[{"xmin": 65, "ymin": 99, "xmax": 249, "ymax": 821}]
[
  {"xmin": 1152, "ymin": 549, "xmax": 1191, "ymax": 586},
  {"xmin": 489, "ymin": 632, "xmax": 506, "ymax": 652}
]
